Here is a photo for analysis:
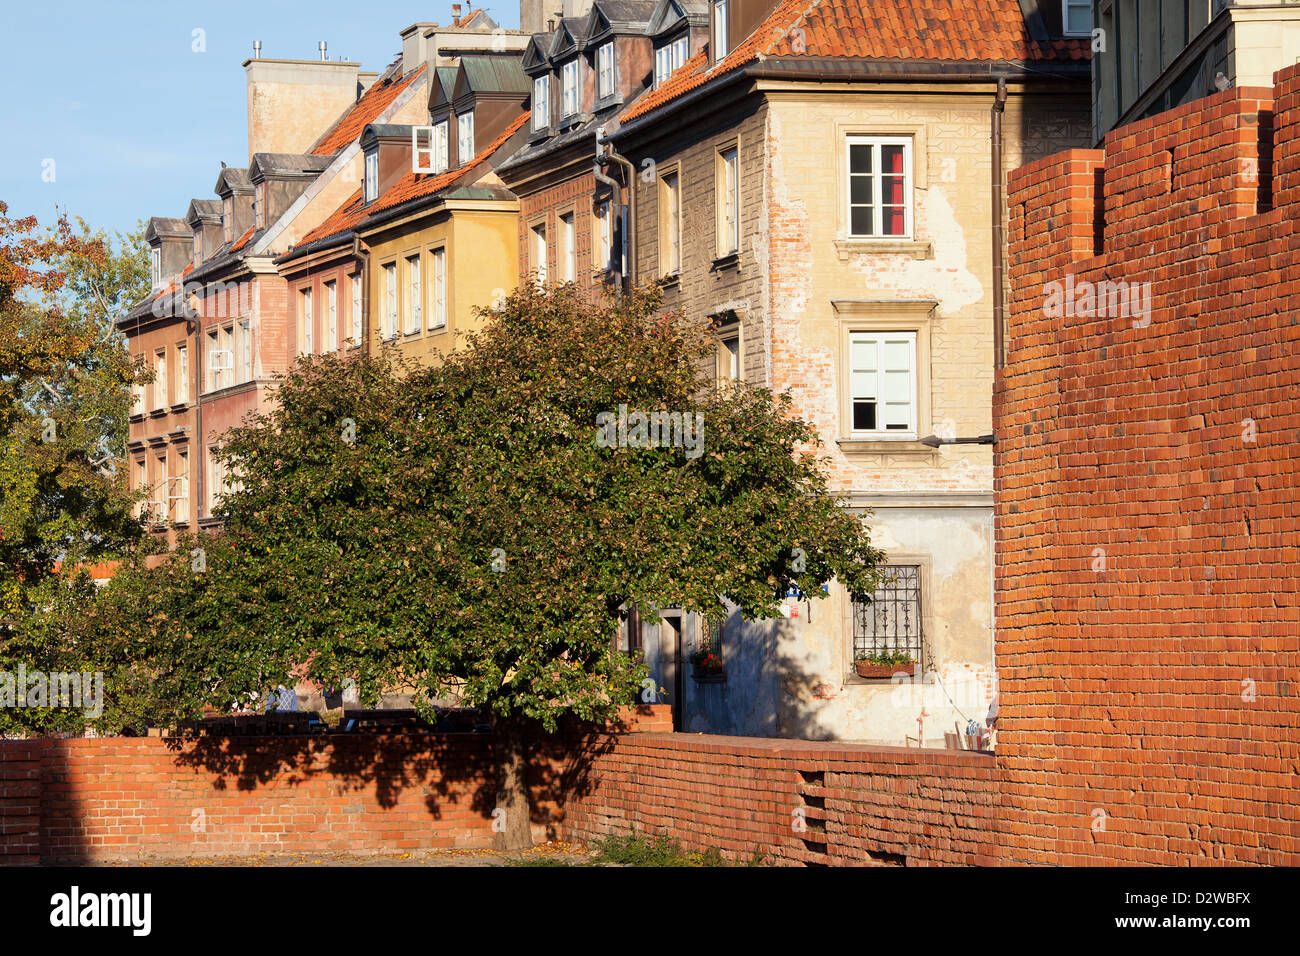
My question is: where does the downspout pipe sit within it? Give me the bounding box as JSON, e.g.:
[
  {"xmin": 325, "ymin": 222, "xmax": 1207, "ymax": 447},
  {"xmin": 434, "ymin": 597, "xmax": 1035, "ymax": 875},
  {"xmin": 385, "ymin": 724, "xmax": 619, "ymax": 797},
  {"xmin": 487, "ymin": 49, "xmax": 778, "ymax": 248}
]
[
  {"xmin": 592, "ymin": 161, "xmax": 624, "ymax": 287},
  {"xmin": 992, "ymin": 77, "xmax": 1007, "ymax": 371},
  {"xmin": 597, "ymin": 129, "xmax": 636, "ymax": 291}
]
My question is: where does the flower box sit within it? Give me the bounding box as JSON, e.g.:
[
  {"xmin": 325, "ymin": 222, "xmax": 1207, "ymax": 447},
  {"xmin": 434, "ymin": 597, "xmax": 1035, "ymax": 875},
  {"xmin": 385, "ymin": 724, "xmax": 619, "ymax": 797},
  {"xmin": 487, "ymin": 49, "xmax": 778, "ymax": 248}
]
[
  {"xmin": 855, "ymin": 660, "xmax": 916, "ymax": 679},
  {"xmin": 692, "ymin": 669, "xmax": 726, "ymax": 683}
]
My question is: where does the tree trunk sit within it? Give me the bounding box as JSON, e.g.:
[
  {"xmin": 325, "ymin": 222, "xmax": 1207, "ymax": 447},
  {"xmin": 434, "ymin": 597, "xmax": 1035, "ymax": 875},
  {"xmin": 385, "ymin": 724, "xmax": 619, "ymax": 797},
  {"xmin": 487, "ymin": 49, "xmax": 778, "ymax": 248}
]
[{"xmin": 492, "ymin": 716, "xmax": 535, "ymax": 853}]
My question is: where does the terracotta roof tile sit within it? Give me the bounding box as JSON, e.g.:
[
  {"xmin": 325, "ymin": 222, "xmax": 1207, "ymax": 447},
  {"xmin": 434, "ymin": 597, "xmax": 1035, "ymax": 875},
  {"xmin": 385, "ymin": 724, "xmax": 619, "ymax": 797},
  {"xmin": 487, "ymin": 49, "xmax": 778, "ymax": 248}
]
[
  {"xmin": 621, "ymin": 0, "xmax": 1091, "ymax": 123},
  {"xmin": 296, "ymin": 111, "xmax": 530, "ymax": 248},
  {"xmin": 454, "ymin": 7, "xmax": 485, "ymax": 27},
  {"xmin": 311, "ymin": 63, "xmax": 428, "ymax": 155},
  {"xmin": 228, "ymin": 225, "xmax": 256, "ymax": 252}
]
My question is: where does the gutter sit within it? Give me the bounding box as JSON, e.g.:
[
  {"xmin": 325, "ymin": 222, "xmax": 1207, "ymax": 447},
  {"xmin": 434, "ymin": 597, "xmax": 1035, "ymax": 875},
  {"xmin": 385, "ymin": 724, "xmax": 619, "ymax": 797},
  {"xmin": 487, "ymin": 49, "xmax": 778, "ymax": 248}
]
[{"xmin": 597, "ymin": 131, "xmax": 637, "ymax": 290}]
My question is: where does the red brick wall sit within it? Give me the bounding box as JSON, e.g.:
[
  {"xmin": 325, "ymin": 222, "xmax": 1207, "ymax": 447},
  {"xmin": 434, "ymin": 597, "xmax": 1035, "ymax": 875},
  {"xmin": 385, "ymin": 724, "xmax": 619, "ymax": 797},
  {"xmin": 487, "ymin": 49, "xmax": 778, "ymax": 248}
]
[
  {"xmin": 0, "ymin": 707, "xmax": 998, "ymax": 866},
  {"xmin": 998, "ymin": 71, "xmax": 1300, "ymax": 865}
]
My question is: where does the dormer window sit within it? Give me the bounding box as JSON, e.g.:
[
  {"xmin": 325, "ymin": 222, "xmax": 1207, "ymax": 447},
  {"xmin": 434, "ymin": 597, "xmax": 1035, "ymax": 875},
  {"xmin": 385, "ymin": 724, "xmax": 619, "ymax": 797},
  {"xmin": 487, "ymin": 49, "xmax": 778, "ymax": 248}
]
[
  {"xmin": 655, "ymin": 36, "xmax": 689, "ymax": 87},
  {"xmin": 1062, "ymin": 0, "xmax": 1091, "ymax": 36},
  {"xmin": 458, "ymin": 112, "xmax": 475, "ymax": 165},
  {"xmin": 222, "ymin": 197, "xmax": 233, "ymax": 243},
  {"xmin": 413, "ymin": 127, "xmax": 436, "ymax": 173},
  {"xmin": 149, "ymin": 247, "xmax": 161, "ymax": 288},
  {"xmin": 432, "ymin": 121, "xmax": 449, "ymax": 172},
  {"xmin": 596, "ymin": 42, "xmax": 614, "ymax": 100},
  {"xmin": 532, "ymin": 75, "xmax": 550, "ymax": 131},
  {"xmin": 192, "ymin": 231, "xmax": 202, "ymax": 268},
  {"xmin": 712, "ymin": 0, "xmax": 729, "ymax": 60},
  {"xmin": 254, "ymin": 182, "xmax": 266, "ymax": 228},
  {"xmin": 561, "ymin": 60, "xmax": 579, "ymax": 118},
  {"xmin": 364, "ymin": 151, "xmax": 379, "ymax": 203}
]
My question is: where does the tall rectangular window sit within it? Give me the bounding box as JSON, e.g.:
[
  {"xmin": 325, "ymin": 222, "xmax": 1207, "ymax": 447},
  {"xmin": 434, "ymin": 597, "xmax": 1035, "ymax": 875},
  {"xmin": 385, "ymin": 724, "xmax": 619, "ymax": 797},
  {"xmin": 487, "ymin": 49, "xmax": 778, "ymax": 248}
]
[
  {"xmin": 562, "ymin": 60, "xmax": 579, "ymax": 117},
  {"xmin": 254, "ymin": 182, "xmax": 266, "ymax": 227},
  {"xmin": 176, "ymin": 345, "xmax": 189, "ymax": 403},
  {"xmin": 432, "ymin": 122, "xmax": 449, "ymax": 173},
  {"xmin": 364, "ymin": 152, "xmax": 379, "ymax": 202},
  {"xmin": 153, "ymin": 452, "xmax": 167, "ymax": 522},
  {"xmin": 350, "ymin": 274, "xmax": 362, "ymax": 345},
  {"xmin": 153, "ymin": 350, "xmax": 167, "ymax": 408},
  {"xmin": 847, "ymin": 136, "xmax": 912, "ymax": 239},
  {"xmin": 595, "ymin": 200, "xmax": 612, "ymax": 272},
  {"xmin": 848, "ymin": 331, "xmax": 917, "ymax": 437},
  {"xmin": 223, "ymin": 197, "xmax": 233, "ymax": 243},
  {"xmin": 192, "ymin": 231, "xmax": 202, "ymax": 268},
  {"xmin": 560, "ymin": 212, "xmax": 576, "ymax": 281},
  {"xmin": 326, "ymin": 281, "xmax": 338, "ymax": 352},
  {"xmin": 533, "ymin": 75, "xmax": 549, "ymax": 131},
  {"xmin": 149, "ymin": 247, "xmax": 161, "ymax": 288},
  {"xmin": 660, "ymin": 171, "xmax": 681, "ymax": 274},
  {"xmin": 208, "ymin": 445, "xmax": 225, "ymax": 512},
  {"xmin": 206, "ymin": 329, "xmax": 221, "ymax": 391},
  {"xmin": 301, "ymin": 288, "xmax": 314, "ymax": 355},
  {"xmin": 716, "ymin": 326, "xmax": 740, "ymax": 383},
  {"xmin": 406, "ymin": 255, "xmax": 422, "ymax": 333},
  {"xmin": 458, "ymin": 111, "xmax": 475, "ymax": 164},
  {"xmin": 716, "ymin": 147, "xmax": 738, "ymax": 256},
  {"xmin": 413, "ymin": 126, "xmax": 436, "ymax": 173},
  {"xmin": 852, "ymin": 566, "xmax": 923, "ymax": 666},
  {"xmin": 597, "ymin": 42, "xmax": 614, "ymax": 99},
  {"xmin": 533, "ymin": 224, "xmax": 548, "ymax": 285},
  {"xmin": 712, "ymin": 0, "xmax": 729, "ymax": 60},
  {"xmin": 431, "ymin": 248, "xmax": 447, "ymax": 330},
  {"xmin": 238, "ymin": 320, "xmax": 252, "ymax": 381},
  {"xmin": 173, "ymin": 451, "xmax": 189, "ymax": 524},
  {"xmin": 384, "ymin": 262, "xmax": 398, "ymax": 339},
  {"xmin": 133, "ymin": 458, "xmax": 146, "ymax": 515}
]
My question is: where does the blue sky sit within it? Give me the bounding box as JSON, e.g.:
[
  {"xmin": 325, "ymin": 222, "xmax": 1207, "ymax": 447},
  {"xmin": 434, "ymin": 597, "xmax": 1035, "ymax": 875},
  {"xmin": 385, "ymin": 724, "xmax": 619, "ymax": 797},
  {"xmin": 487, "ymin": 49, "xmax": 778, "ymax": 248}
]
[{"xmin": 0, "ymin": 1, "xmax": 520, "ymax": 240}]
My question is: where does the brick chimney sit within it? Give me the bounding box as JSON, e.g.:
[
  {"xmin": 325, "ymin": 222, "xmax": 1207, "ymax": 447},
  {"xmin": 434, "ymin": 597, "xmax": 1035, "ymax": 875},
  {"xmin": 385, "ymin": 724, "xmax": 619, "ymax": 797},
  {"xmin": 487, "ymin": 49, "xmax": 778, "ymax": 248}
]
[{"xmin": 243, "ymin": 57, "xmax": 361, "ymax": 163}]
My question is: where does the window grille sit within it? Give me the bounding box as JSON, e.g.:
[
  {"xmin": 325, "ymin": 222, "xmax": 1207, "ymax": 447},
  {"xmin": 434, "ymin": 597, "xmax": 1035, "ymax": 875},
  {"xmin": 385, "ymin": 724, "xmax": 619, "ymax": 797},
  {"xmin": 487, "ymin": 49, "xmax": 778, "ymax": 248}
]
[{"xmin": 852, "ymin": 565, "xmax": 923, "ymax": 663}]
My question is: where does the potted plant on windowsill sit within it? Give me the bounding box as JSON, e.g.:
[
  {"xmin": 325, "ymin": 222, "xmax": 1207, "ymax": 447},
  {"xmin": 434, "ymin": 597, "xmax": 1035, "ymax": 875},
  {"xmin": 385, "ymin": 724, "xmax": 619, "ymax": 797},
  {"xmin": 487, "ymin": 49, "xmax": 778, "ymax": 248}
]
[
  {"xmin": 854, "ymin": 651, "xmax": 917, "ymax": 679},
  {"xmin": 689, "ymin": 649, "xmax": 726, "ymax": 682}
]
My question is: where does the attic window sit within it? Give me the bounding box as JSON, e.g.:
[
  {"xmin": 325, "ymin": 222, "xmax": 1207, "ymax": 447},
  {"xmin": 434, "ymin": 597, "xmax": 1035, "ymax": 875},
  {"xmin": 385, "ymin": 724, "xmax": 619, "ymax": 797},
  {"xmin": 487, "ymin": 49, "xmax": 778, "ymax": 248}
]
[
  {"xmin": 1063, "ymin": 0, "xmax": 1092, "ymax": 36},
  {"xmin": 562, "ymin": 60, "xmax": 579, "ymax": 117},
  {"xmin": 150, "ymin": 247, "xmax": 161, "ymax": 288},
  {"xmin": 712, "ymin": 0, "xmax": 729, "ymax": 60},
  {"xmin": 223, "ymin": 196, "xmax": 233, "ymax": 243},
  {"xmin": 533, "ymin": 75, "xmax": 550, "ymax": 131},
  {"xmin": 413, "ymin": 126, "xmax": 436, "ymax": 173},
  {"xmin": 458, "ymin": 111, "xmax": 475, "ymax": 165},
  {"xmin": 597, "ymin": 42, "xmax": 614, "ymax": 99},
  {"xmin": 192, "ymin": 231, "xmax": 202, "ymax": 268},
  {"xmin": 364, "ymin": 151, "xmax": 379, "ymax": 203},
  {"xmin": 655, "ymin": 36, "xmax": 689, "ymax": 87},
  {"xmin": 254, "ymin": 182, "xmax": 267, "ymax": 227}
]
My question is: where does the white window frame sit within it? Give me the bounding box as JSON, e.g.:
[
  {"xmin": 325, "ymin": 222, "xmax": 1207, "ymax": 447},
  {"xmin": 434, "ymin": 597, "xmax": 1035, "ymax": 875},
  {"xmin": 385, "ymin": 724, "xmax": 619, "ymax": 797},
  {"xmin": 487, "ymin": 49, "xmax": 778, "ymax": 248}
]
[
  {"xmin": 655, "ymin": 36, "xmax": 689, "ymax": 86},
  {"xmin": 208, "ymin": 444, "xmax": 225, "ymax": 512},
  {"xmin": 712, "ymin": 0, "xmax": 729, "ymax": 60},
  {"xmin": 597, "ymin": 42, "xmax": 614, "ymax": 99},
  {"xmin": 350, "ymin": 274, "xmax": 363, "ymax": 346},
  {"xmin": 176, "ymin": 345, "xmax": 189, "ymax": 403},
  {"xmin": 153, "ymin": 350, "xmax": 167, "ymax": 409},
  {"xmin": 431, "ymin": 122, "xmax": 449, "ymax": 173},
  {"xmin": 458, "ymin": 111, "xmax": 475, "ymax": 164},
  {"xmin": 223, "ymin": 197, "xmax": 233, "ymax": 243},
  {"xmin": 560, "ymin": 212, "xmax": 576, "ymax": 282},
  {"xmin": 431, "ymin": 247, "xmax": 447, "ymax": 330},
  {"xmin": 1063, "ymin": 0, "xmax": 1092, "ymax": 36},
  {"xmin": 413, "ymin": 126, "xmax": 436, "ymax": 173},
  {"xmin": 595, "ymin": 200, "xmax": 612, "ymax": 272},
  {"xmin": 301, "ymin": 288, "xmax": 314, "ymax": 355},
  {"xmin": 153, "ymin": 451, "xmax": 168, "ymax": 521},
  {"xmin": 533, "ymin": 75, "xmax": 550, "ymax": 131},
  {"xmin": 661, "ymin": 170, "xmax": 681, "ymax": 275},
  {"xmin": 254, "ymin": 182, "xmax": 266, "ymax": 227},
  {"xmin": 149, "ymin": 247, "xmax": 161, "ymax": 288},
  {"xmin": 533, "ymin": 223, "xmax": 548, "ymax": 285},
  {"xmin": 561, "ymin": 59, "xmax": 579, "ymax": 117},
  {"xmin": 717, "ymin": 146, "xmax": 739, "ymax": 257},
  {"xmin": 406, "ymin": 254, "xmax": 422, "ymax": 333},
  {"xmin": 847, "ymin": 330, "xmax": 918, "ymax": 439},
  {"xmin": 192, "ymin": 231, "xmax": 202, "ymax": 268},
  {"xmin": 364, "ymin": 151, "xmax": 379, "ymax": 202},
  {"xmin": 845, "ymin": 136, "xmax": 914, "ymax": 240},
  {"xmin": 325, "ymin": 281, "xmax": 338, "ymax": 352},
  {"xmin": 237, "ymin": 319, "xmax": 252, "ymax": 381},
  {"xmin": 383, "ymin": 262, "xmax": 398, "ymax": 339},
  {"xmin": 171, "ymin": 451, "xmax": 190, "ymax": 524}
]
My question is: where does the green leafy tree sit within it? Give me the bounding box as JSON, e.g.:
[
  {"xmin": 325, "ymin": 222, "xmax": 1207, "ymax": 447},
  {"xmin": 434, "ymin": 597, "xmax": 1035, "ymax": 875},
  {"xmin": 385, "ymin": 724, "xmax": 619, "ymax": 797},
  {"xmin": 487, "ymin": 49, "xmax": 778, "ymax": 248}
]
[
  {"xmin": 56, "ymin": 284, "xmax": 883, "ymax": 848},
  {"xmin": 0, "ymin": 204, "xmax": 149, "ymax": 631}
]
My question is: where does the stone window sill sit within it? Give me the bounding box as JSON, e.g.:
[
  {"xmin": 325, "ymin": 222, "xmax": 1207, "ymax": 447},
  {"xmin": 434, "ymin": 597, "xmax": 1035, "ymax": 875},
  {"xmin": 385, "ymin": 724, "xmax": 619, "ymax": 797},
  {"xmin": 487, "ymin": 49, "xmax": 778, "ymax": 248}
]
[
  {"xmin": 711, "ymin": 252, "xmax": 739, "ymax": 272},
  {"xmin": 837, "ymin": 438, "xmax": 936, "ymax": 456},
  {"xmin": 835, "ymin": 238, "xmax": 932, "ymax": 261}
]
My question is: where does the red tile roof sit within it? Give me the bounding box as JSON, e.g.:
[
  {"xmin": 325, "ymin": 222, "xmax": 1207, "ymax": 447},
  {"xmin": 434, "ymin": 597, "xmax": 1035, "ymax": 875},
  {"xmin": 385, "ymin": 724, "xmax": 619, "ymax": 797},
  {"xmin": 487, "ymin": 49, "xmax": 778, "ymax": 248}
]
[
  {"xmin": 621, "ymin": 0, "xmax": 1091, "ymax": 122},
  {"xmin": 229, "ymin": 225, "xmax": 255, "ymax": 252},
  {"xmin": 311, "ymin": 63, "xmax": 428, "ymax": 155},
  {"xmin": 296, "ymin": 111, "xmax": 530, "ymax": 248},
  {"xmin": 453, "ymin": 7, "xmax": 484, "ymax": 27}
]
